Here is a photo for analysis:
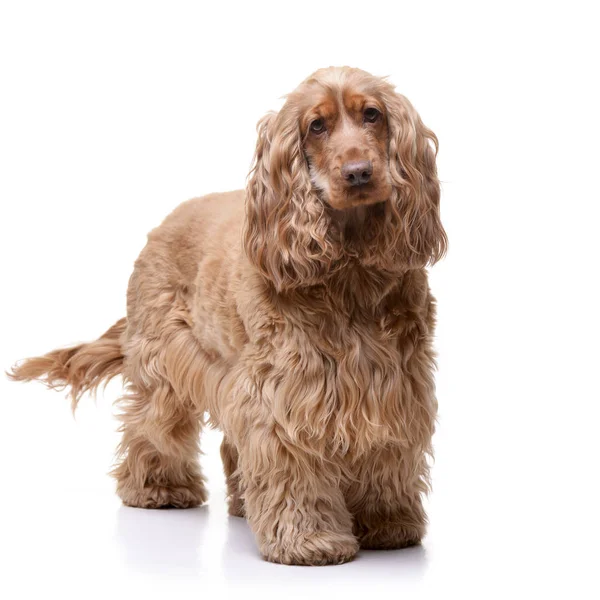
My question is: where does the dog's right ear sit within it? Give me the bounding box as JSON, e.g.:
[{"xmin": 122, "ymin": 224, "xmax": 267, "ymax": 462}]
[
  {"xmin": 243, "ymin": 108, "xmax": 332, "ymax": 291},
  {"xmin": 243, "ymin": 111, "xmax": 280, "ymax": 285}
]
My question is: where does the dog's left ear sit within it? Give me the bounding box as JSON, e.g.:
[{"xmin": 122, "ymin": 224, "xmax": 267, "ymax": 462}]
[{"xmin": 383, "ymin": 90, "xmax": 448, "ymax": 267}]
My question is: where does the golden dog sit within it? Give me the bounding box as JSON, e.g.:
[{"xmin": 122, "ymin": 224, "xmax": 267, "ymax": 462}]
[{"xmin": 10, "ymin": 67, "xmax": 447, "ymax": 565}]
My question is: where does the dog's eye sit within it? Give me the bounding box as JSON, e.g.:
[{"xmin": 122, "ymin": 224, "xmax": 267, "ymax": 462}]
[
  {"xmin": 310, "ymin": 119, "xmax": 326, "ymax": 134},
  {"xmin": 364, "ymin": 108, "xmax": 380, "ymax": 123}
]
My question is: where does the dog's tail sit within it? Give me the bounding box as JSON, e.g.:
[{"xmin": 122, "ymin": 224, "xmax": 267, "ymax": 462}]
[{"xmin": 7, "ymin": 318, "xmax": 127, "ymax": 412}]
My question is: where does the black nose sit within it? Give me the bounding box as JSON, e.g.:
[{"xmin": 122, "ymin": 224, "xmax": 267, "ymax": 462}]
[{"xmin": 341, "ymin": 160, "xmax": 373, "ymax": 186}]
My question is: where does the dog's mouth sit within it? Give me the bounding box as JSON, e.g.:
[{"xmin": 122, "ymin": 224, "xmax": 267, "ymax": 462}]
[
  {"xmin": 330, "ymin": 180, "xmax": 391, "ymax": 210},
  {"xmin": 310, "ymin": 164, "xmax": 392, "ymax": 211},
  {"xmin": 346, "ymin": 181, "xmax": 377, "ymax": 200}
]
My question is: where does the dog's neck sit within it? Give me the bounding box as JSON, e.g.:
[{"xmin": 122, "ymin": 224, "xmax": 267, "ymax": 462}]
[
  {"xmin": 290, "ymin": 202, "xmax": 412, "ymax": 310},
  {"xmin": 329, "ymin": 200, "xmax": 406, "ymax": 272}
]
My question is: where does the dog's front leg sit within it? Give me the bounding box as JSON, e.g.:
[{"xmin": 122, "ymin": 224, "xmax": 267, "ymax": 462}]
[
  {"xmin": 238, "ymin": 431, "xmax": 358, "ymax": 565},
  {"xmin": 346, "ymin": 444, "xmax": 429, "ymax": 550}
]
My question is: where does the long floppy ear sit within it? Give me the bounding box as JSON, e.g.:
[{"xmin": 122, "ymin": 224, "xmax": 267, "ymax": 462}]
[
  {"xmin": 383, "ymin": 90, "xmax": 448, "ymax": 267},
  {"xmin": 243, "ymin": 103, "xmax": 333, "ymax": 291}
]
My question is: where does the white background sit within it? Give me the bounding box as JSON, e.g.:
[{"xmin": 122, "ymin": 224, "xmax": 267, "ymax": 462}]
[{"xmin": 1, "ymin": 1, "xmax": 598, "ymax": 598}]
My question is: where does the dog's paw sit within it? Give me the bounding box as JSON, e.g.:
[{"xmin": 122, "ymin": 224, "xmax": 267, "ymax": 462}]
[
  {"xmin": 357, "ymin": 522, "xmax": 423, "ymax": 550},
  {"xmin": 227, "ymin": 495, "xmax": 245, "ymax": 518},
  {"xmin": 119, "ymin": 481, "xmax": 207, "ymax": 509},
  {"xmin": 261, "ymin": 531, "xmax": 359, "ymax": 566}
]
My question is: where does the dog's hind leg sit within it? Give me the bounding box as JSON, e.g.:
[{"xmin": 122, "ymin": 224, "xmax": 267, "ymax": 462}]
[
  {"xmin": 112, "ymin": 292, "xmax": 209, "ymax": 509},
  {"xmin": 220, "ymin": 438, "xmax": 244, "ymax": 517},
  {"xmin": 112, "ymin": 380, "xmax": 206, "ymax": 509}
]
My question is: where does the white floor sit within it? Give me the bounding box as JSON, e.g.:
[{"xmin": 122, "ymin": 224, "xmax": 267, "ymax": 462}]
[{"xmin": 1, "ymin": 375, "xmax": 597, "ymax": 599}]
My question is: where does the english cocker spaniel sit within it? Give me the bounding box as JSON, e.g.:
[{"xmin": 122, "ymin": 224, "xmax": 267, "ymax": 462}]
[{"xmin": 10, "ymin": 67, "xmax": 447, "ymax": 565}]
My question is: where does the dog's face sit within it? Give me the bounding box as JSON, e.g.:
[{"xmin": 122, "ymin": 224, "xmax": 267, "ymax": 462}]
[
  {"xmin": 301, "ymin": 85, "xmax": 393, "ymax": 210},
  {"xmin": 245, "ymin": 67, "xmax": 447, "ymax": 290}
]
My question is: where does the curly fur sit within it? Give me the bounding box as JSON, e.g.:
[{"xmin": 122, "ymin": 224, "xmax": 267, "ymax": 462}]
[{"xmin": 8, "ymin": 67, "xmax": 446, "ymax": 566}]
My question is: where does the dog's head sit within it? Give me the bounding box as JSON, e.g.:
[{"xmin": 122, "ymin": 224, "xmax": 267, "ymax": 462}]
[{"xmin": 245, "ymin": 67, "xmax": 447, "ymax": 291}]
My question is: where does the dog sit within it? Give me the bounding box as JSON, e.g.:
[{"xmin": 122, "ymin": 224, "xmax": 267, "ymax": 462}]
[{"xmin": 9, "ymin": 66, "xmax": 447, "ymax": 565}]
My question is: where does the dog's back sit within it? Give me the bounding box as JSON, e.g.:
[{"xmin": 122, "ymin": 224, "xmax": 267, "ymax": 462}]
[{"xmin": 8, "ymin": 191, "xmax": 246, "ymax": 411}]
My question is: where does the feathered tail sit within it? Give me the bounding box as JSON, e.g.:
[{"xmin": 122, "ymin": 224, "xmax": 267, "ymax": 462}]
[{"xmin": 7, "ymin": 318, "xmax": 126, "ymax": 411}]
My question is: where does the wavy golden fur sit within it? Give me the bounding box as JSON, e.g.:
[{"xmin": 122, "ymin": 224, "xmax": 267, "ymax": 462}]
[{"xmin": 9, "ymin": 67, "xmax": 446, "ymax": 565}]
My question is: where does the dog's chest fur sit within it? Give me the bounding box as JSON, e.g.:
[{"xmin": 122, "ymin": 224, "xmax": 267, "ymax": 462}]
[
  {"xmin": 191, "ymin": 266, "xmax": 437, "ymax": 455},
  {"xmin": 264, "ymin": 271, "xmax": 436, "ymax": 454}
]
